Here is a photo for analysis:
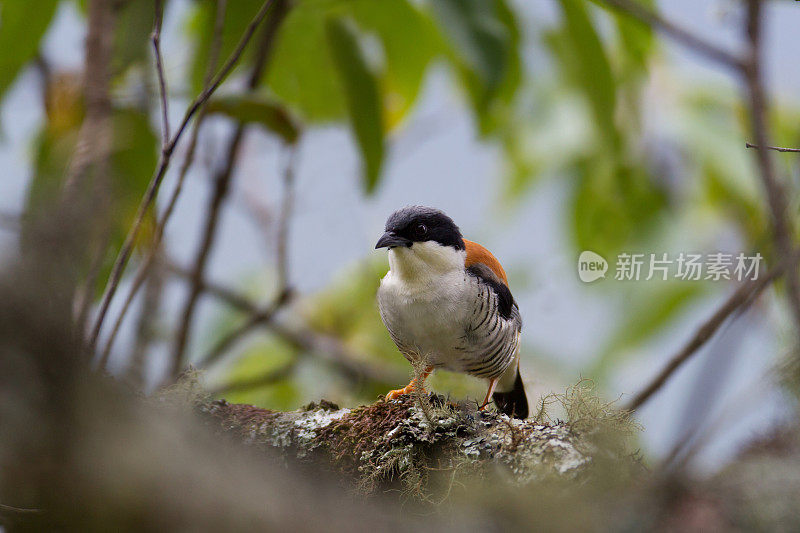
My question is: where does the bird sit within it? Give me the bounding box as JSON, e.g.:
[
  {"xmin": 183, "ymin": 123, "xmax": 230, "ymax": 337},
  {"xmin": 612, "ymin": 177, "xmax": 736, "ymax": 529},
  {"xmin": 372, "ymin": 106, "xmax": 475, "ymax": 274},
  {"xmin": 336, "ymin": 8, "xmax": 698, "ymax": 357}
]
[{"xmin": 375, "ymin": 206, "xmax": 528, "ymax": 419}]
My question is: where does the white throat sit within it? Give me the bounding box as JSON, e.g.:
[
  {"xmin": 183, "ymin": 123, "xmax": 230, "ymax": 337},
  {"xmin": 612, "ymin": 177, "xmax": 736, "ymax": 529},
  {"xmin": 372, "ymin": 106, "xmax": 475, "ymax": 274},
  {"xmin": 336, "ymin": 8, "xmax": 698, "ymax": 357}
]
[{"xmin": 387, "ymin": 241, "xmax": 465, "ymax": 285}]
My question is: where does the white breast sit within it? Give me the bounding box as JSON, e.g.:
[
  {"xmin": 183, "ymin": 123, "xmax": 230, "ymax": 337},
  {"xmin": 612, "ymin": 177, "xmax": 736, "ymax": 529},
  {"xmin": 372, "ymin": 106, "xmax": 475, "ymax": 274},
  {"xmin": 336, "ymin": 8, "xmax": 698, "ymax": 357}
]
[{"xmin": 377, "ymin": 243, "xmax": 476, "ymax": 370}]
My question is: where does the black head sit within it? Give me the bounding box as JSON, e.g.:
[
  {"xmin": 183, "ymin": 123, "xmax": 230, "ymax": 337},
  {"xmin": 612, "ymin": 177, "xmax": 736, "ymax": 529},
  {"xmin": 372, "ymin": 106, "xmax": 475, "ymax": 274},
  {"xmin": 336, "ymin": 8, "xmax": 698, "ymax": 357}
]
[{"xmin": 375, "ymin": 206, "xmax": 465, "ymax": 251}]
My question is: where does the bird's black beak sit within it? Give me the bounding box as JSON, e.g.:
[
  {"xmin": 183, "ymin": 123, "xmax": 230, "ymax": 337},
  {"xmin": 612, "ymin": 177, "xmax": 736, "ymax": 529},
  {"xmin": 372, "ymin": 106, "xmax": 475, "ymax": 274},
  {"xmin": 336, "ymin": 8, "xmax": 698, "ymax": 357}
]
[{"xmin": 375, "ymin": 231, "xmax": 412, "ymax": 249}]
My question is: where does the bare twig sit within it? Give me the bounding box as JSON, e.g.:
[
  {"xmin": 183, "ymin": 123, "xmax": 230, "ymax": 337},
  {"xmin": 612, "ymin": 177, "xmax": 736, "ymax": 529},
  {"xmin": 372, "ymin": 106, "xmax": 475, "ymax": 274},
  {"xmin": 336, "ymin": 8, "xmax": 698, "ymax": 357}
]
[
  {"xmin": 89, "ymin": 0, "xmax": 277, "ymax": 352},
  {"xmin": 199, "ymin": 290, "xmax": 292, "ymax": 368},
  {"xmin": 169, "ymin": 126, "xmax": 246, "ymax": 378},
  {"xmin": 151, "ymin": 0, "xmax": 170, "ymax": 145},
  {"xmin": 169, "ymin": 3, "xmax": 290, "ymax": 379},
  {"xmin": 124, "ymin": 244, "xmax": 166, "ymax": 388},
  {"xmin": 626, "ymin": 259, "xmax": 789, "ymax": 411},
  {"xmin": 96, "ymin": 0, "xmax": 230, "ymax": 369},
  {"xmin": 210, "ymin": 358, "xmax": 298, "ymax": 395},
  {"xmin": 742, "ymin": 0, "xmax": 800, "ymax": 335},
  {"xmin": 0, "ymin": 503, "xmax": 42, "ymax": 515},
  {"xmin": 166, "ymin": 264, "xmax": 404, "ymax": 385},
  {"xmin": 598, "ymin": 0, "xmax": 744, "ymax": 70},
  {"xmin": 276, "ymin": 145, "xmax": 298, "ymax": 290},
  {"xmin": 745, "ymin": 143, "xmax": 800, "ymax": 153},
  {"xmin": 197, "ymin": 146, "xmax": 298, "ymax": 368}
]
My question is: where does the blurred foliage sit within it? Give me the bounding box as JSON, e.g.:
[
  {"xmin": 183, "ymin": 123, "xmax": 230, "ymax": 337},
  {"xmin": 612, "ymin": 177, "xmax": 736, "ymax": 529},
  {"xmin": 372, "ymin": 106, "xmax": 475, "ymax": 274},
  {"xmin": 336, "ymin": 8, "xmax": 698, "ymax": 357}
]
[
  {"xmin": 0, "ymin": 0, "xmax": 59, "ymax": 104},
  {"xmin": 24, "ymin": 72, "xmax": 157, "ymax": 292},
  {"xmin": 2, "ymin": 0, "xmax": 800, "ymax": 413}
]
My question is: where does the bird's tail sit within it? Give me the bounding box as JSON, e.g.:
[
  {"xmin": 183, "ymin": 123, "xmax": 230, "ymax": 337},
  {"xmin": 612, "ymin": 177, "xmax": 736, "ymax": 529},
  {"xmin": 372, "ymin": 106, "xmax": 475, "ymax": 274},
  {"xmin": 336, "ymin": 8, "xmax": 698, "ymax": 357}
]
[{"xmin": 492, "ymin": 365, "xmax": 528, "ymax": 419}]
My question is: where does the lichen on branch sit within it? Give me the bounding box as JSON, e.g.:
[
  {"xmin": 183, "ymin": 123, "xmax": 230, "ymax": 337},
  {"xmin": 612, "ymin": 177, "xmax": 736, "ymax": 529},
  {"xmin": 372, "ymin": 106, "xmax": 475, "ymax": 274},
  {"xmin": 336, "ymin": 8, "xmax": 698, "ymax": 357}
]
[{"xmin": 199, "ymin": 383, "xmax": 640, "ymax": 495}]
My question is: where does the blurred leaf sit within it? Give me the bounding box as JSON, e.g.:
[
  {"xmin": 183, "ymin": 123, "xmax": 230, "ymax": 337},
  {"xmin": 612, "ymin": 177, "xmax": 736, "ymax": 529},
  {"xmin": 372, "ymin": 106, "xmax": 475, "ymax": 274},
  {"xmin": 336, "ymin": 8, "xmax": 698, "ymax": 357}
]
[
  {"xmin": 553, "ymin": 0, "xmax": 619, "ymax": 151},
  {"xmin": 0, "ymin": 0, "xmax": 59, "ymax": 104},
  {"xmin": 113, "ymin": 0, "xmax": 156, "ymax": 74},
  {"xmin": 26, "ymin": 81, "xmax": 158, "ymax": 295},
  {"xmin": 206, "ymin": 95, "xmax": 300, "ymax": 143},
  {"xmin": 429, "ymin": 0, "xmax": 521, "ymax": 134},
  {"xmin": 187, "ymin": 0, "xmax": 264, "ymax": 93},
  {"xmin": 266, "ymin": 2, "xmax": 347, "ymax": 121},
  {"xmin": 571, "ymin": 158, "xmax": 666, "ymax": 256},
  {"xmin": 266, "ymin": 0, "xmax": 439, "ymax": 127},
  {"xmin": 612, "ymin": 5, "xmax": 654, "ymax": 77},
  {"xmin": 348, "ymin": 0, "xmax": 442, "ymax": 127},
  {"xmin": 326, "ymin": 17, "xmax": 384, "ymax": 193},
  {"xmin": 302, "ymin": 257, "xmax": 398, "ymax": 365},
  {"xmin": 430, "ymin": 0, "xmax": 509, "ymax": 94}
]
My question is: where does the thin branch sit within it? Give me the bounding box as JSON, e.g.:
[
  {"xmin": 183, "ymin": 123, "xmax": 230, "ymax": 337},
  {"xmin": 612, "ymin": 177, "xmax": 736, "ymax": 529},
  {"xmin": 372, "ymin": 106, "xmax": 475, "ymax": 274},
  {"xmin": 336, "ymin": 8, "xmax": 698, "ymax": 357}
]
[
  {"xmin": 742, "ymin": 0, "xmax": 800, "ymax": 335},
  {"xmin": 96, "ymin": 0, "xmax": 230, "ymax": 369},
  {"xmin": 89, "ymin": 0, "xmax": 277, "ymax": 352},
  {"xmin": 151, "ymin": 0, "xmax": 170, "ymax": 145},
  {"xmin": 198, "ymin": 290, "xmax": 292, "ymax": 368},
  {"xmin": 195, "ymin": 143, "xmax": 298, "ymax": 368},
  {"xmin": 124, "ymin": 243, "xmax": 166, "ymax": 388},
  {"xmin": 166, "ymin": 264, "xmax": 404, "ymax": 385},
  {"xmin": 597, "ymin": 0, "xmax": 744, "ymax": 70},
  {"xmin": 169, "ymin": 125, "xmax": 246, "ymax": 378},
  {"xmin": 210, "ymin": 358, "xmax": 298, "ymax": 395},
  {"xmin": 276, "ymin": 144, "xmax": 298, "ymax": 290},
  {"xmin": 0, "ymin": 503, "xmax": 42, "ymax": 515},
  {"xmin": 626, "ymin": 260, "xmax": 788, "ymax": 411},
  {"xmin": 745, "ymin": 142, "xmax": 800, "ymax": 153},
  {"xmin": 169, "ymin": 1, "xmax": 289, "ymax": 379}
]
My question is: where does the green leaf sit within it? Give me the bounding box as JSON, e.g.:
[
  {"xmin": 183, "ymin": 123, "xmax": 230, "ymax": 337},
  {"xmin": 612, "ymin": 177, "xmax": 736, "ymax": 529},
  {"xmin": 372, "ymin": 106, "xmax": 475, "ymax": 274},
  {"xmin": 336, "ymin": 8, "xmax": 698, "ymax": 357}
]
[
  {"xmin": 266, "ymin": 0, "xmax": 440, "ymax": 126},
  {"xmin": 112, "ymin": 0, "xmax": 156, "ymax": 74},
  {"xmin": 430, "ymin": 0, "xmax": 510, "ymax": 94},
  {"xmin": 206, "ymin": 95, "xmax": 300, "ymax": 143},
  {"xmin": 266, "ymin": 2, "xmax": 347, "ymax": 121},
  {"xmin": 25, "ymin": 100, "xmax": 158, "ymax": 295},
  {"xmin": 571, "ymin": 158, "xmax": 666, "ymax": 257},
  {"xmin": 555, "ymin": 0, "xmax": 619, "ymax": 151},
  {"xmin": 220, "ymin": 340, "xmax": 300, "ymax": 410},
  {"xmin": 326, "ymin": 17, "xmax": 384, "ymax": 194},
  {"xmin": 348, "ymin": 0, "xmax": 443, "ymax": 127},
  {"xmin": 429, "ymin": 0, "xmax": 521, "ymax": 133},
  {"xmin": 0, "ymin": 0, "xmax": 59, "ymax": 104}
]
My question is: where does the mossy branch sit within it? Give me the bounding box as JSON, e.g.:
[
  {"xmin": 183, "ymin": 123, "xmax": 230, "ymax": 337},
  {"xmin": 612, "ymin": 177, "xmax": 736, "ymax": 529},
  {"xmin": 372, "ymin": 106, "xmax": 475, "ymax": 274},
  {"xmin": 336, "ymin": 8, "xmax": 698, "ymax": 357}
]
[{"xmin": 198, "ymin": 384, "xmax": 640, "ymax": 495}]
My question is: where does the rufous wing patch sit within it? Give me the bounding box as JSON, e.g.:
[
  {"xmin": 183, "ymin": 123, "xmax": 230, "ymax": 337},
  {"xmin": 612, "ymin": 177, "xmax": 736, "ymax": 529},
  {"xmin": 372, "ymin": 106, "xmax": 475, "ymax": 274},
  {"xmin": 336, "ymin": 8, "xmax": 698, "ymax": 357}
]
[{"xmin": 464, "ymin": 239, "xmax": 508, "ymax": 286}]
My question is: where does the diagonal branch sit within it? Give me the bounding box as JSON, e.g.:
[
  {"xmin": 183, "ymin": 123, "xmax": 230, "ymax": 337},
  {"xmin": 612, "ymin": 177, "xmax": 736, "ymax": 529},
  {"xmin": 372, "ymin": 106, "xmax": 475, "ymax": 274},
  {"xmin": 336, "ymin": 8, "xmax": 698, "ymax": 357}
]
[
  {"xmin": 165, "ymin": 263, "xmax": 404, "ymax": 386},
  {"xmin": 195, "ymin": 143, "xmax": 299, "ymax": 368},
  {"xmin": 210, "ymin": 358, "xmax": 298, "ymax": 395},
  {"xmin": 89, "ymin": 0, "xmax": 277, "ymax": 352},
  {"xmin": 169, "ymin": 1, "xmax": 290, "ymax": 379},
  {"xmin": 97, "ymin": 0, "xmax": 230, "ymax": 369},
  {"xmin": 597, "ymin": 0, "xmax": 744, "ymax": 70},
  {"xmin": 626, "ymin": 256, "xmax": 795, "ymax": 411}
]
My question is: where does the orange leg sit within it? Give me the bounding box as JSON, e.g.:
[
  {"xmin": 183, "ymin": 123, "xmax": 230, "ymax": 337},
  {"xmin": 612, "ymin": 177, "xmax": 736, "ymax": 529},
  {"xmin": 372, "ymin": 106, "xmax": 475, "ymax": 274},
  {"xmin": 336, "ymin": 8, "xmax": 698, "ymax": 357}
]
[
  {"xmin": 385, "ymin": 366, "xmax": 433, "ymax": 401},
  {"xmin": 479, "ymin": 377, "xmax": 499, "ymax": 411}
]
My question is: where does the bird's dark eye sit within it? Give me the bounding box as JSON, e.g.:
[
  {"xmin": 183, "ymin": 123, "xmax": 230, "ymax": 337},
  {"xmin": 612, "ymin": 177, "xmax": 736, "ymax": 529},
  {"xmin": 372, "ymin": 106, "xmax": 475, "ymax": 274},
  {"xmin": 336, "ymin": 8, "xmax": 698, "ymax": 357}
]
[{"xmin": 414, "ymin": 223, "xmax": 428, "ymax": 238}]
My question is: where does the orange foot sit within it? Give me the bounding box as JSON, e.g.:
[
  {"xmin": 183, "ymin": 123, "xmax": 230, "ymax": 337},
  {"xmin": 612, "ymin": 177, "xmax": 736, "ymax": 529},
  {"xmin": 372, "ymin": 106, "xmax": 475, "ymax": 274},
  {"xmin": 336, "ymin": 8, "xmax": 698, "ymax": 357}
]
[
  {"xmin": 385, "ymin": 383, "xmax": 420, "ymax": 401},
  {"xmin": 385, "ymin": 366, "xmax": 433, "ymax": 401}
]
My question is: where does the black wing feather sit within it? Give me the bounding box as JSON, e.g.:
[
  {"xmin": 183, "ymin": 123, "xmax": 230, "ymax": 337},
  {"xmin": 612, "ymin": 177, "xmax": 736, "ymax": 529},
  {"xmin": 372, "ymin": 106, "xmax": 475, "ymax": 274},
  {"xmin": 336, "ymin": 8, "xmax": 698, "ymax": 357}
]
[{"xmin": 466, "ymin": 264, "xmax": 516, "ymax": 320}]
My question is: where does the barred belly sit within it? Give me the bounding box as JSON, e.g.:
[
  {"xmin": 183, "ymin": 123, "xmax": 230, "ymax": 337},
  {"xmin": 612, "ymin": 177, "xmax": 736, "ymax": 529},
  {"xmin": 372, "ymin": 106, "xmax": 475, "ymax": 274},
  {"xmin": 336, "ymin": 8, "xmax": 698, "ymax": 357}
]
[
  {"xmin": 456, "ymin": 281, "xmax": 521, "ymax": 379},
  {"xmin": 378, "ymin": 271, "xmax": 521, "ymax": 378}
]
